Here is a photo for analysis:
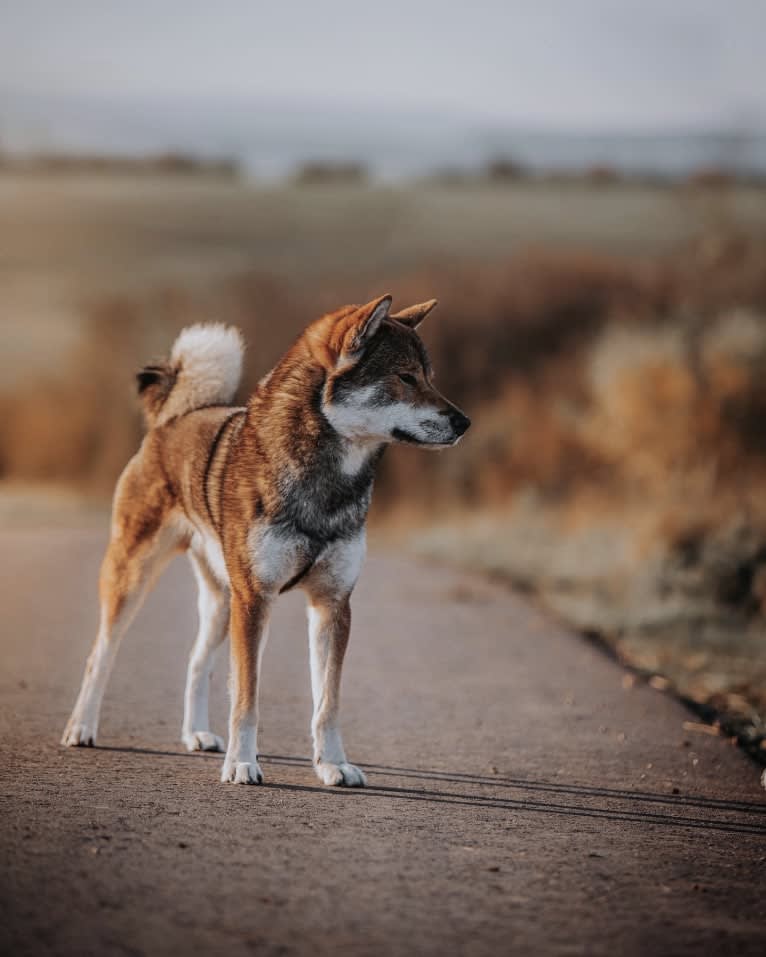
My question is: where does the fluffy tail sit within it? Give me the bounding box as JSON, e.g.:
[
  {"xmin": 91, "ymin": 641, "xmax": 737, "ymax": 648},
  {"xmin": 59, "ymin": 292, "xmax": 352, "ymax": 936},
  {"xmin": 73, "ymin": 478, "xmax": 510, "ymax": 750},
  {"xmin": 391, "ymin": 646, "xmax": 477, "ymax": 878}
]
[{"xmin": 136, "ymin": 323, "xmax": 244, "ymax": 428}]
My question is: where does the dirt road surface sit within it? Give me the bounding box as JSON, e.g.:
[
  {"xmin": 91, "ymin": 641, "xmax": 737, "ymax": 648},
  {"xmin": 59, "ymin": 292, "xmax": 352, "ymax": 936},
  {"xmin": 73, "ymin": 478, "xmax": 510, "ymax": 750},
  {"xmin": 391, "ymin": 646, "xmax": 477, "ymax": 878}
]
[{"xmin": 2, "ymin": 526, "xmax": 765, "ymax": 956}]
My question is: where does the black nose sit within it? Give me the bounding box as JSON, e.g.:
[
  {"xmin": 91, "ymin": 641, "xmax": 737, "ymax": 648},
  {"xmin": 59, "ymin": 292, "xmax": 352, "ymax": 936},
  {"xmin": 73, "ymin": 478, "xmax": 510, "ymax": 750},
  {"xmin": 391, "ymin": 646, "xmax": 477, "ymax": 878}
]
[{"xmin": 448, "ymin": 409, "xmax": 471, "ymax": 436}]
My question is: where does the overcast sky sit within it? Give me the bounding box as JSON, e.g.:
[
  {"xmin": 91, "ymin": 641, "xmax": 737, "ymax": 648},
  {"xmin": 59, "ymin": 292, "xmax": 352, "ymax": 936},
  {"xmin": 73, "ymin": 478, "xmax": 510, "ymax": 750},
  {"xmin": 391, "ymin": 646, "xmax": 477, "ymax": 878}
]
[{"xmin": 1, "ymin": 0, "xmax": 765, "ymax": 130}]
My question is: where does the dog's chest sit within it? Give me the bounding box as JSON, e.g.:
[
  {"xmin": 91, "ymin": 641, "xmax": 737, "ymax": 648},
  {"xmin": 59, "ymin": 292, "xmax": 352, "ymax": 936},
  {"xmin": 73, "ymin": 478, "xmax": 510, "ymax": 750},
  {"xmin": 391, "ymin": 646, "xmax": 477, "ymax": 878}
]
[
  {"xmin": 280, "ymin": 470, "xmax": 373, "ymax": 542},
  {"xmin": 246, "ymin": 464, "xmax": 372, "ymax": 590},
  {"xmin": 248, "ymin": 520, "xmax": 365, "ymax": 595}
]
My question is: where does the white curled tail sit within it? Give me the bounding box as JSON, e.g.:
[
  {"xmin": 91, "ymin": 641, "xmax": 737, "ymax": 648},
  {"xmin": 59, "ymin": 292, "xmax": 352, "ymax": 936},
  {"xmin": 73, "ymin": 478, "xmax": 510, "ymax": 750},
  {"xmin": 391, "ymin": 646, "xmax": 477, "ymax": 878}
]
[{"xmin": 136, "ymin": 323, "xmax": 245, "ymax": 428}]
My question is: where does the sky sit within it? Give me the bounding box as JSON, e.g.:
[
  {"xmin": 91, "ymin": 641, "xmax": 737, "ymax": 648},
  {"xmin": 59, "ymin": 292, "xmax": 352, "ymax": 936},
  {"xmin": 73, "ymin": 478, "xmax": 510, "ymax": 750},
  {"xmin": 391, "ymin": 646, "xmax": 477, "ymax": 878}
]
[{"xmin": 1, "ymin": 0, "xmax": 765, "ymax": 131}]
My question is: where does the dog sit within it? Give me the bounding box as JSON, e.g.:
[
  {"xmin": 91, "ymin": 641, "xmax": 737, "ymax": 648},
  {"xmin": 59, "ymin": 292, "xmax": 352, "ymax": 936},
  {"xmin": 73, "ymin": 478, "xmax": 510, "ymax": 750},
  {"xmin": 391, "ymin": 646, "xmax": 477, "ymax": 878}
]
[{"xmin": 62, "ymin": 295, "xmax": 470, "ymax": 786}]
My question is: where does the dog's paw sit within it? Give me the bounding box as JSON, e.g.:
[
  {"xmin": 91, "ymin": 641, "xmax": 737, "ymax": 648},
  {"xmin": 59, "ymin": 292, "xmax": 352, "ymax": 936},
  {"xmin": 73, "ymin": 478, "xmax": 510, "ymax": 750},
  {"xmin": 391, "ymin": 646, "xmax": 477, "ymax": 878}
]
[
  {"xmin": 221, "ymin": 760, "xmax": 264, "ymax": 785},
  {"xmin": 61, "ymin": 722, "xmax": 96, "ymax": 748},
  {"xmin": 315, "ymin": 760, "xmax": 367, "ymax": 788},
  {"xmin": 183, "ymin": 731, "xmax": 225, "ymax": 753}
]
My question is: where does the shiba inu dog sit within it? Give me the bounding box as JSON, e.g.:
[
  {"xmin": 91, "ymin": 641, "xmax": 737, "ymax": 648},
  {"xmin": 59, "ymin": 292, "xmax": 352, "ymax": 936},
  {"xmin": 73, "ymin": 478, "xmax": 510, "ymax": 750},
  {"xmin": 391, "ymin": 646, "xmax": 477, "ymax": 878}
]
[{"xmin": 62, "ymin": 295, "xmax": 470, "ymax": 786}]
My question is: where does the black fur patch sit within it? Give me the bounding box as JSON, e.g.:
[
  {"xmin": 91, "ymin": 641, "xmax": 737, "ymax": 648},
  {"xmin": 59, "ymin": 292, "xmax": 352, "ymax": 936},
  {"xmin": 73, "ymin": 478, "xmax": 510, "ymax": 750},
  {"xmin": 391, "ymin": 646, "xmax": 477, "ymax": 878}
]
[{"xmin": 202, "ymin": 410, "xmax": 243, "ymax": 530}]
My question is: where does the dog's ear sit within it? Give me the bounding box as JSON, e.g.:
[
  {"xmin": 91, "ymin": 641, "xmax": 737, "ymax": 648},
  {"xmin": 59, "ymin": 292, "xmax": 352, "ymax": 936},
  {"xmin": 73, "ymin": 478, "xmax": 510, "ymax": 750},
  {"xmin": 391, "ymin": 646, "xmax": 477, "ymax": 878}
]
[
  {"xmin": 333, "ymin": 294, "xmax": 392, "ymax": 361},
  {"xmin": 390, "ymin": 298, "xmax": 438, "ymax": 330},
  {"xmin": 308, "ymin": 295, "xmax": 391, "ymax": 370}
]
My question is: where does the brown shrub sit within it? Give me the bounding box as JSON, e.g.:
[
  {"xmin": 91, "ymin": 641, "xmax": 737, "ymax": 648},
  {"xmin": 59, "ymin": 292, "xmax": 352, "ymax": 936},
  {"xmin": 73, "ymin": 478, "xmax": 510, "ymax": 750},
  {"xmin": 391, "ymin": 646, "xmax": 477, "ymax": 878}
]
[{"xmin": 4, "ymin": 235, "xmax": 766, "ymax": 522}]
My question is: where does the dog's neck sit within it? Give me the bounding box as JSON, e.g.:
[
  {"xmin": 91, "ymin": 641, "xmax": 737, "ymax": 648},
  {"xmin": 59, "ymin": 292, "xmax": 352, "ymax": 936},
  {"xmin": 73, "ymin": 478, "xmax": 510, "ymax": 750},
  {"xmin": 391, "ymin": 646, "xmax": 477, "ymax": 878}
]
[
  {"xmin": 337, "ymin": 436, "xmax": 383, "ymax": 477},
  {"xmin": 243, "ymin": 360, "xmax": 385, "ymax": 543}
]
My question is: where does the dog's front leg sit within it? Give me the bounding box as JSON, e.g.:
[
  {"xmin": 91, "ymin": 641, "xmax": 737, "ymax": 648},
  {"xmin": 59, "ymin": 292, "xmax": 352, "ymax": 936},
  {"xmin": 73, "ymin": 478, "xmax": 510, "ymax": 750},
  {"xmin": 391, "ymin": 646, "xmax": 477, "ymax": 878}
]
[
  {"xmin": 221, "ymin": 587, "xmax": 270, "ymax": 784},
  {"xmin": 306, "ymin": 595, "xmax": 367, "ymax": 787}
]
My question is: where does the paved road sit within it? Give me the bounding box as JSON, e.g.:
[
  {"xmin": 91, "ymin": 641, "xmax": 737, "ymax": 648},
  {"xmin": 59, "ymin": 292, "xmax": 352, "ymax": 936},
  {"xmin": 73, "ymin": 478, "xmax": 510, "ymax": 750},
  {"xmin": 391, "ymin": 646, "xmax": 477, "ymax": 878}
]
[{"xmin": 1, "ymin": 526, "xmax": 765, "ymax": 957}]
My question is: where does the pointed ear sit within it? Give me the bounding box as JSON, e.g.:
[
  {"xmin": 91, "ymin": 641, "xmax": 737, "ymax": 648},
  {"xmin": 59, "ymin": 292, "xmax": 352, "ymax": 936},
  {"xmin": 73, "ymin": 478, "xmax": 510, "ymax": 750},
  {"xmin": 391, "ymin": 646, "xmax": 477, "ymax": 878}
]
[
  {"xmin": 390, "ymin": 298, "xmax": 438, "ymax": 330},
  {"xmin": 333, "ymin": 294, "xmax": 392, "ymax": 359}
]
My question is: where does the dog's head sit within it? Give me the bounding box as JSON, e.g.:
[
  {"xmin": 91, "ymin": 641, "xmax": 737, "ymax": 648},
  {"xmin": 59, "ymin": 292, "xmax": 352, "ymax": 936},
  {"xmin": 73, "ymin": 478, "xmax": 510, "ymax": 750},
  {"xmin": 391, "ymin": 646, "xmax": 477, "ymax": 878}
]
[{"xmin": 308, "ymin": 295, "xmax": 471, "ymax": 447}]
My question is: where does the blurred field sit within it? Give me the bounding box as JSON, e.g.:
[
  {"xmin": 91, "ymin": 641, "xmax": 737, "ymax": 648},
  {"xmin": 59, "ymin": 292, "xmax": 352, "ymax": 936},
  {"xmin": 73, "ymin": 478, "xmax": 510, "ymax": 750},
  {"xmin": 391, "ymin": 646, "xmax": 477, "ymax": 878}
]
[
  {"xmin": 3, "ymin": 170, "xmax": 766, "ymax": 759},
  {"xmin": 4, "ymin": 172, "xmax": 766, "ymax": 379}
]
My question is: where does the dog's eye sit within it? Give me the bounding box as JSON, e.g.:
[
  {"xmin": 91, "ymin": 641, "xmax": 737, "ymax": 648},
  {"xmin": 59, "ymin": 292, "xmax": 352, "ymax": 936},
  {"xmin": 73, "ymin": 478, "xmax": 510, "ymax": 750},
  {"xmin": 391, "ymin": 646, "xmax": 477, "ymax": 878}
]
[{"xmin": 397, "ymin": 373, "xmax": 418, "ymax": 387}]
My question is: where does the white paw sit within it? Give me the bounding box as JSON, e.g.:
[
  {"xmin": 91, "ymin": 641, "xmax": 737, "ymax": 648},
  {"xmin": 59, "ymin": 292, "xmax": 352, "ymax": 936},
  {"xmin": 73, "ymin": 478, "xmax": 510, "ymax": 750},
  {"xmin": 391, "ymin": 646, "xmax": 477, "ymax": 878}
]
[
  {"xmin": 183, "ymin": 731, "xmax": 225, "ymax": 753},
  {"xmin": 61, "ymin": 722, "xmax": 96, "ymax": 747},
  {"xmin": 315, "ymin": 760, "xmax": 367, "ymax": 788},
  {"xmin": 221, "ymin": 760, "xmax": 264, "ymax": 785}
]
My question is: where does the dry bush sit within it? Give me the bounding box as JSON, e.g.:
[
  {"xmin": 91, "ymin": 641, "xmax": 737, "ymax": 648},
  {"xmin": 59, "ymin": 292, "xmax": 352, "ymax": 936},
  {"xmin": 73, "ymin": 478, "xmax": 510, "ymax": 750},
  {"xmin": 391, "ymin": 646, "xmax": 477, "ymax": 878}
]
[
  {"xmin": 0, "ymin": 274, "xmax": 315, "ymax": 493},
  {"xmin": 386, "ymin": 239, "xmax": 766, "ymax": 751},
  {"xmin": 4, "ymin": 232, "xmax": 766, "ymax": 524},
  {"xmin": 374, "ymin": 238, "xmax": 766, "ymax": 518}
]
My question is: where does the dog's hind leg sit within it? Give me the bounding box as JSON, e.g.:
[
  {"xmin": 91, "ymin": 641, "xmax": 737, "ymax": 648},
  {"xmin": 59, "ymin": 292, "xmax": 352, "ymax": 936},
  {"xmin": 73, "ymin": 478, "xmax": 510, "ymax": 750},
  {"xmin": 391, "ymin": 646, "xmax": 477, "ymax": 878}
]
[
  {"xmin": 181, "ymin": 550, "xmax": 229, "ymax": 753},
  {"xmin": 61, "ymin": 484, "xmax": 178, "ymax": 748}
]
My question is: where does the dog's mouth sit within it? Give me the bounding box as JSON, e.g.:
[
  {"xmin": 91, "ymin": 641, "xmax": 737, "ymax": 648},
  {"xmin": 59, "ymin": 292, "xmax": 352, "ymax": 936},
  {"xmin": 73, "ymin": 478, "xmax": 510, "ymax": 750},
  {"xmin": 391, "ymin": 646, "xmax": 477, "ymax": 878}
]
[{"xmin": 391, "ymin": 427, "xmax": 462, "ymax": 448}]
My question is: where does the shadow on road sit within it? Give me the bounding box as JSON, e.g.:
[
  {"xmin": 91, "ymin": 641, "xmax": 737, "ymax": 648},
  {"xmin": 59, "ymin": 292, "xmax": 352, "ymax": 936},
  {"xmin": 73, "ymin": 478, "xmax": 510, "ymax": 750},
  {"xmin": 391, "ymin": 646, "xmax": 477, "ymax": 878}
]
[{"xmin": 91, "ymin": 745, "xmax": 766, "ymax": 835}]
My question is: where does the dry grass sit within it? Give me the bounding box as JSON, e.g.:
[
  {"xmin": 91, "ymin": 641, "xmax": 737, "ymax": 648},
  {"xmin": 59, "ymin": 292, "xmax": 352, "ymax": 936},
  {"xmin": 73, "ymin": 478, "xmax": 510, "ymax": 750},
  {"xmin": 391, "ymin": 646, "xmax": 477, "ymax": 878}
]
[{"xmin": 5, "ymin": 230, "xmax": 766, "ymax": 518}]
